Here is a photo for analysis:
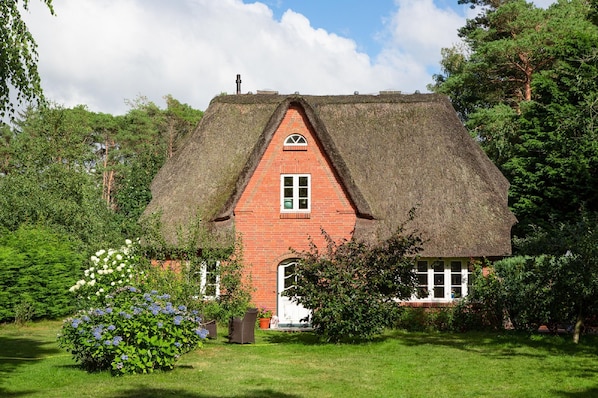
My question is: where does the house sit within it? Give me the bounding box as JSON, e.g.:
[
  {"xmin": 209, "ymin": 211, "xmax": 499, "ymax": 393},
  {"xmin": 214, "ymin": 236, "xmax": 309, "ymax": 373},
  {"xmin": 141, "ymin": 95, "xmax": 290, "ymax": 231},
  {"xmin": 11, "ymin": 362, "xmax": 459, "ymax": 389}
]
[{"xmin": 143, "ymin": 92, "xmax": 516, "ymax": 326}]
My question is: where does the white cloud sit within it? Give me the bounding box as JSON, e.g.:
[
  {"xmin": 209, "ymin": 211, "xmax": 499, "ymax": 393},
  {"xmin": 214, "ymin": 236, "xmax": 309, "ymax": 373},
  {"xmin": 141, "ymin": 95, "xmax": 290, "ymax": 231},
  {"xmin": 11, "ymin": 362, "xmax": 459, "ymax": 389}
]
[{"xmin": 22, "ymin": 0, "xmax": 479, "ymax": 114}]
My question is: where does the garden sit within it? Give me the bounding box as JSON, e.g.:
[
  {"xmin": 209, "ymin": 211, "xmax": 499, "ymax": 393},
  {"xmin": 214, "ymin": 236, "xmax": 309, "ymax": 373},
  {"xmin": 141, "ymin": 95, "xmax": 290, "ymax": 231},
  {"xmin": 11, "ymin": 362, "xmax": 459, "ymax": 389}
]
[
  {"xmin": 2, "ymin": 320, "xmax": 598, "ymax": 397},
  {"xmin": 1, "ymin": 227, "xmax": 598, "ymax": 397}
]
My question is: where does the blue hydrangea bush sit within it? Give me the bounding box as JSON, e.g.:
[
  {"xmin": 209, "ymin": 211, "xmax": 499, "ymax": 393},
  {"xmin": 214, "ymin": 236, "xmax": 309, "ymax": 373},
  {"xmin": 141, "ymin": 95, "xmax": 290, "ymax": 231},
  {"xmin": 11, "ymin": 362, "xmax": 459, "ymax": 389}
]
[{"xmin": 59, "ymin": 286, "xmax": 208, "ymax": 375}]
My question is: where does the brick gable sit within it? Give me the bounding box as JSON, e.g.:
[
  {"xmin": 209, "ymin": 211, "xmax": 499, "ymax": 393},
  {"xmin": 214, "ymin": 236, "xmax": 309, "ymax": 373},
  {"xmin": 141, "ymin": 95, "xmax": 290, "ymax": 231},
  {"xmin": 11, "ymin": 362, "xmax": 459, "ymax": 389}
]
[{"xmin": 235, "ymin": 105, "xmax": 357, "ymax": 309}]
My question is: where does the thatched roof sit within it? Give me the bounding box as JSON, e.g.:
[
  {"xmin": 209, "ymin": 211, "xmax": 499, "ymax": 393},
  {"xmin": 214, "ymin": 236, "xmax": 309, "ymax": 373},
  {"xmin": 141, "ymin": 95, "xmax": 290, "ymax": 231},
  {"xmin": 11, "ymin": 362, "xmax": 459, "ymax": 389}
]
[{"xmin": 143, "ymin": 93, "xmax": 516, "ymax": 257}]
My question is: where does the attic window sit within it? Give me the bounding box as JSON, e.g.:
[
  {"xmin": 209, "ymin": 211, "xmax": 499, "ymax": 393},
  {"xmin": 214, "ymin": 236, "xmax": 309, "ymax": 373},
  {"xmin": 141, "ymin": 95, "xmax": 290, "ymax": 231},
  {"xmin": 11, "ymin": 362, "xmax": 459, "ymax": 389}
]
[{"xmin": 284, "ymin": 134, "xmax": 307, "ymax": 146}]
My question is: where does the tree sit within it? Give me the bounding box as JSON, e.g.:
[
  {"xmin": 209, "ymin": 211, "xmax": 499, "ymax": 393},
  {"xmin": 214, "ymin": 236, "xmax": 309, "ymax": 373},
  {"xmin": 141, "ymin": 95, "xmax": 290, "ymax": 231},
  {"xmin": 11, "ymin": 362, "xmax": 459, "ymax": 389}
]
[
  {"xmin": 0, "ymin": 104, "xmax": 121, "ymax": 247},
  {"xmin": 511, "ymin": 213, "xmax": 598, "ymax": 343},
  {"xmin": 284, "ymin": 219, "xmax": 423, "ymax": 342},
  {"xmin": 0, "ymin": 0, "xmax": 54, "ymax": 120},
  {"xmin": 430, "ymin": 0, "xmax": 598, "ymax": 235}
]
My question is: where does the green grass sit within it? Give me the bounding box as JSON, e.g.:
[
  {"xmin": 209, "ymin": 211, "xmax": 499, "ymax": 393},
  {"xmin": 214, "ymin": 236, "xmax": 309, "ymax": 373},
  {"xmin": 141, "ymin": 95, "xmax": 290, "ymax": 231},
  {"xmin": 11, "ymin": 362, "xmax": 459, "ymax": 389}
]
[{"xmin": 1, "ymin": 321, "xmax": 598, "ymax": 397}]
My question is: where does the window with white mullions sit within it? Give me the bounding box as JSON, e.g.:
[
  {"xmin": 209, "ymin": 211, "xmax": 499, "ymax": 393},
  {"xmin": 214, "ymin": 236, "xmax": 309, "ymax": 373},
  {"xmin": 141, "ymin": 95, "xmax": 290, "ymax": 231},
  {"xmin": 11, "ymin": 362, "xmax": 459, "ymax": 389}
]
[
  {"xmin": 433, "ymin": 260, "xmax": 445, "ymax": 299},
  {"xmin": 284, "ymin": 134, "xmax": 307, "ymax": 146},
  {"xmin": 281, "ymin": 174, "xmax": 310, "ymax": 212},
  {"xmin": 416, "ymin": 261, "xmax": 429, "ymax": 298},
  {"xmin": 196, "ymin": 260, "xmax": 220, "ymax": 300},
  {"xmin": 450, "ymin": 261, "xmax": 463, "ymax": 298},
  {"xmin": 411, "ymin": 259, "xmax": 471, "ymax": 301}
]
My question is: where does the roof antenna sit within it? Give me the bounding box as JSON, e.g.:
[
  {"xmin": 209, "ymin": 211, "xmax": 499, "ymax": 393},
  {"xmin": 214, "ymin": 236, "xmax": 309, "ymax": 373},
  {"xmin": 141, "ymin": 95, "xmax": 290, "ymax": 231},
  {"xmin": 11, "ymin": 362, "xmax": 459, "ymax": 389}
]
[{"xmin": 236, "ymin": 74, "xmax": 242, "ymax": 95}]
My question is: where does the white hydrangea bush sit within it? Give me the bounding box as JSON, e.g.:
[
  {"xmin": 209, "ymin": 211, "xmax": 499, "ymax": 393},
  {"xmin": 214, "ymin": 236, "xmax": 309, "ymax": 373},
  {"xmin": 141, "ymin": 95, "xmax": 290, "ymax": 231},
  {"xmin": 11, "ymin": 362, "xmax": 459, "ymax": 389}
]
[{"xmin": 70, "ymin": 239, "xmax": 145, "ymax": 306}]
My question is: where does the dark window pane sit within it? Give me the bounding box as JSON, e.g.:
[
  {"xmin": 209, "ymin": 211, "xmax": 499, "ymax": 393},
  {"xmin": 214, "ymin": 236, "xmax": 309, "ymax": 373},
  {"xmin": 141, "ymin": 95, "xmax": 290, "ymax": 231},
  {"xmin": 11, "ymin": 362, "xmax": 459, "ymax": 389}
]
[
  {"xmin": 451, "ymin": 274, "xmax": 462, "ymax": 285},
  {"xmin": 434, "ymin": 274, "xmax": 444, "ymax": 285},
  {"xmin": 299, "ymin": 188, "xmax": 308, "ymax": 197},
  {"xmin": 417, "ymin": 261, "xmax": 427, "ymax": 272},
  {"xmin": 434, "ymin": 287, "xmax": 444, "ymax": 298},
  {"xmin": 451, "ymin": 261, "xmax": 461, "ymax": 272},
  {"xmin": 433, "ymin": 261, "xmax": 444, "ymax": 272},
  {"xmin": 452, "ymin": 287, "xmax": 462, "ymax": 298},
  {"xmin": 284, "ymin": 276, "xmax": 294, "ymax": 290},
  {"xmin": 417, "ymin": 274, "xmax": 427, "ymax": 285},
  {"xmin": 299, "ymin": 199, "xmax": 308, "ymax": 209},
  {"xmin": 284, "ymin": 264, "xmax": 295, "ymax": 277},
  {"xmin": 299, "ymin": 176, "xmax": 308, "ymax": 186},
  {"xmin": 417, "ymin": 287, "xmax": 429, "ymax": 298},
  {"xmin": 284, "ymin": 187, "xmax": 293, "ymax": 197}
]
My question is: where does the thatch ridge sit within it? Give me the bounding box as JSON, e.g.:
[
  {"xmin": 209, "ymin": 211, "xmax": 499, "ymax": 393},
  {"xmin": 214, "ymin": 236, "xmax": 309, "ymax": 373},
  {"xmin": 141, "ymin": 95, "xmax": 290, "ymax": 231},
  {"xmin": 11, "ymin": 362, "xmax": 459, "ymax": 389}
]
[{"xmin": 144, "ymin": 93, "xmax": 515, "ymax": 257}]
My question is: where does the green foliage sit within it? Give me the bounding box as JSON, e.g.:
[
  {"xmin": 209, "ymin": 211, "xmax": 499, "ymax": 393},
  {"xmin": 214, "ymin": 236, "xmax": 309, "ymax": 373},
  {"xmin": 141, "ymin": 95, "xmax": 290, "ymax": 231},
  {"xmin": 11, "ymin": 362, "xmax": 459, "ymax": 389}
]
[
  {"xmin": 139, "ymin": 214, "xmax": 252, "ymax": 323},
  {"xmin": 284, "ymin": 221, "xmax": 423, "ymax": 342},
  {"xmin": 0, "ymin": 225, "xmax": 84, "ymax": 322},
  {"xmin": 493, "ymin": 255, "xmax": 577, "ymax": 331},
  {"xmin": 395, "ymin": 307, "xmax": 453, "ymax": 332},
  {"xmin": 0, "ymin": 105, "xmax": 123, "ymax": 248},
  {"xmin": 0, "ymin": 165, "xmax": 121, "ymax": 248},
  {"xmin": 0, "ymin": 97, "xmax": 203, "ymax": 250},
  {"xmin": 58, "ymin": 287, "xmax": 208, "ymax": 375},
  {"xmin": 0, "ymin": 0, "xmax": 54, "ymax": 119},
  {"xmin": 431, "ymin": 0, "xmax": 598, "ymax": 235},
  {"xmin": 454, "ymin": 213, "xmax": 598, "ymax": 342},
  {"xmin": 452, "ymin": 262, "xmax": 505, "ymax": 332},
  {"xmin": 510, "ymin": 212, "xmax": 598, "ymax": 340}
]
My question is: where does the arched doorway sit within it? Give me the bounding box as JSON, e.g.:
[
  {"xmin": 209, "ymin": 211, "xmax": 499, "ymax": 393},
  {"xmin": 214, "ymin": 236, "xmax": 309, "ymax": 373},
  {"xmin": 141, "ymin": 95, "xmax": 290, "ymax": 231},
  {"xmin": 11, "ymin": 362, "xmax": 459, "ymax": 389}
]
[{"xmin": 277, "ymin": 258, "xmax": 311, "ymax": 327}]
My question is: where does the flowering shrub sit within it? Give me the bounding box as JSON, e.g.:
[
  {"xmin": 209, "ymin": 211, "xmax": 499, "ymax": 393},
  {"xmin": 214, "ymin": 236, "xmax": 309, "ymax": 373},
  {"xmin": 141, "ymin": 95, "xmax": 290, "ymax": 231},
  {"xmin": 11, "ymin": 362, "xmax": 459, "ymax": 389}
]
[
  {"xmin": 59, "ymin": 286, "xmax": 208, "ymax": 375},
  {"xmin": 69, "ymin": 239, "xmax": 143, "ymax": 307}
]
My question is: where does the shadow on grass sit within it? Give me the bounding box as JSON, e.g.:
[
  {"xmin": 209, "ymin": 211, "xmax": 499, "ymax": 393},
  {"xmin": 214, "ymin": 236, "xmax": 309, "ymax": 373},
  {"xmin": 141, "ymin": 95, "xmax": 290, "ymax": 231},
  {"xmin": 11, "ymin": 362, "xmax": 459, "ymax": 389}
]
[
  {"xmin": 394, "ymin": 330, "xmax": 598, "ymax": 357},
  {"xmin": 0, "ymin": 335, "xmax": 61, "ymax": 397},
  {"xmin": 396, "ymin": 330, "xmax": 598, "ymax": 380},
  {"xmin": 262, "ymin": 330, "xmax": 393, "ymax": 345},
  {"xmin": 108, "ymin": 385, "xmax": 303, "ymax": 398},
  {"xmin": 554, "ymin": 386, "xmax": 598, "ymax": 398}
]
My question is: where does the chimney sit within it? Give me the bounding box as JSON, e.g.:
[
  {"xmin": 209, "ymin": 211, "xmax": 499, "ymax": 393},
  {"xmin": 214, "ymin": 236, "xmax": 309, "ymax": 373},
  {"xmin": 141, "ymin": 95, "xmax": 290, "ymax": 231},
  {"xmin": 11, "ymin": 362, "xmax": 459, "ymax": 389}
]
[{"xmin": 236, "ymin": 74, "xmax": 242, "ymax": 94}]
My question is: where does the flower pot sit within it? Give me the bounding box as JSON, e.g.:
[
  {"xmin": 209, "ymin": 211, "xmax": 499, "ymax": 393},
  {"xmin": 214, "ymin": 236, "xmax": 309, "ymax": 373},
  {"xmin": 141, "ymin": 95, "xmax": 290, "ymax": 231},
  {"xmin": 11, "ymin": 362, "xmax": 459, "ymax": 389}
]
[{"xmin": 259, "ymin": 317, "xmax": 271, "ymax": 329}]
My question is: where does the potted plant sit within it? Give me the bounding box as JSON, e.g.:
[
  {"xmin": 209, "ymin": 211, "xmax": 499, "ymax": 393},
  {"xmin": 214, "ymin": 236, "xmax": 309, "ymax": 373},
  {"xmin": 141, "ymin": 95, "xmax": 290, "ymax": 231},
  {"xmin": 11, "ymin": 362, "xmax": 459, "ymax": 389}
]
[{"xmin": 257, "ymin": 307, "xmax": 273, "ymax": 329}]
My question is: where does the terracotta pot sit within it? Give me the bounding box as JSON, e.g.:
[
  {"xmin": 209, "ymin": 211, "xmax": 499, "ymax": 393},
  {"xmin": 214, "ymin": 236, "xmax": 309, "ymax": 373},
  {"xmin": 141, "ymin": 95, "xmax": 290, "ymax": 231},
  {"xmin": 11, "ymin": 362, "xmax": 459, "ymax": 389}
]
[{"xmin": 259, "ymin": 317, "xmax": 271, "ymax": 329}]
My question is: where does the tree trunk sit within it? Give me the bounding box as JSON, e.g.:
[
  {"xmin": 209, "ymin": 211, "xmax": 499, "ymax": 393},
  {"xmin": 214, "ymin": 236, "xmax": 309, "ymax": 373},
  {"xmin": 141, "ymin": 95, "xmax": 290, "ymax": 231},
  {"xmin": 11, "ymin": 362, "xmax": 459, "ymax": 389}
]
[{"xmin": 573, "ymin": 308, "xmax": 583, "ymax": 344}]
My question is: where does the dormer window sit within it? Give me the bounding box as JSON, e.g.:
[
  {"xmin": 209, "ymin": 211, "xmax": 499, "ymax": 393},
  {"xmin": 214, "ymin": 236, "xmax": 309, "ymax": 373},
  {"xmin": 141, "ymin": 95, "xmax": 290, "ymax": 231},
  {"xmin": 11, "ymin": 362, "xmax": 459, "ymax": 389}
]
[{"xmin": 284, "ymin": 134, "xmax": 307, "ymax": 146}]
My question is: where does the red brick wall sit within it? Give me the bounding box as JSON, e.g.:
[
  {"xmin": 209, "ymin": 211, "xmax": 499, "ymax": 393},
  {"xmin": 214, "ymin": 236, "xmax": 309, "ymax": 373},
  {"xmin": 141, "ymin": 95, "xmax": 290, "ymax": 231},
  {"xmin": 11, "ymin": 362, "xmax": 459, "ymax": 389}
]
[{"xmin": 234, "ymin": 105, "xmax": 357, "ymax": 313}]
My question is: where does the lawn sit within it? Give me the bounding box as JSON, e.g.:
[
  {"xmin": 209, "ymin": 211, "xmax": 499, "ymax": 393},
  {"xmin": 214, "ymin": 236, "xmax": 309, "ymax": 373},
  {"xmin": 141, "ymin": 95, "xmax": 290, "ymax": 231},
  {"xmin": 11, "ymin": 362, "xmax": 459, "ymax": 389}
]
[{"xmin": 1, "ymin": 321, "xmax": 597, "ymax": 397}]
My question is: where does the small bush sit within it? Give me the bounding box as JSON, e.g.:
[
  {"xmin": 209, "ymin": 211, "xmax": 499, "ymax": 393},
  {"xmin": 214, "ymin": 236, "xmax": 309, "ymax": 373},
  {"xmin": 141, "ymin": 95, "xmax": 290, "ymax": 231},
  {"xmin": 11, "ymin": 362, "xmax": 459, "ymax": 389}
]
[
  {"xmin": 285, "ymin": 219, "xmax": 423, "ymax": 342},
  {"xmin": 451, "ymin": 263, "xmax": 505, "ymax": 332},
  {"xmin": 396, "ymin": 307, "xmax": 454, "ymax": 332},
  {"xmin": 13, "ymin": 300, "xmax": 36, "ymax": 325},
  {"xmin": 59, "ymin": 286, "xmax": 208, "ymax": 375}
]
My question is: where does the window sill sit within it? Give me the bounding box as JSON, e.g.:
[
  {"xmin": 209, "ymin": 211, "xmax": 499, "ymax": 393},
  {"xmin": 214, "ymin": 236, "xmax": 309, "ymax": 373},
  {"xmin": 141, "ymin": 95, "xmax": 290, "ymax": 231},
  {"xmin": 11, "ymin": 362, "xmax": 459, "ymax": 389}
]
[
  {"xmin": 283, "ymin": 146, "xmax": 307, "ymax": 151},
  {"xmin": 280, "ymin": 213, "xmax": 311, "ymax": 219}
]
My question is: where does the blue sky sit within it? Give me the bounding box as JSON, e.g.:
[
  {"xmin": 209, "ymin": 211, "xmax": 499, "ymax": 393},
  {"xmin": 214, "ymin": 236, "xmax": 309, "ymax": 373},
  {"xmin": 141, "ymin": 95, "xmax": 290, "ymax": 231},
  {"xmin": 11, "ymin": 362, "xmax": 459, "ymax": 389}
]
[
  {"xmin": 266, "ymin": 0, "xmax": 472, "ymax": 58},
  {"xmin": 22, "ymin": 0, "xmax": 556, "ymax": 115},
  {"xmin": 267, "ymin": 0, "xmax": 400, "ymax": 57}
]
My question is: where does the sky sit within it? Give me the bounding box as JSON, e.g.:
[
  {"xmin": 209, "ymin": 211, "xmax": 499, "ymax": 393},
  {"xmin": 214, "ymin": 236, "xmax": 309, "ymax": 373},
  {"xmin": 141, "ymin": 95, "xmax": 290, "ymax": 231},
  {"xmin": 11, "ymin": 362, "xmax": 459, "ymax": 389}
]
[{"xmin": 22, "ymin": 0, "xmax": 557, "ymax": 115}]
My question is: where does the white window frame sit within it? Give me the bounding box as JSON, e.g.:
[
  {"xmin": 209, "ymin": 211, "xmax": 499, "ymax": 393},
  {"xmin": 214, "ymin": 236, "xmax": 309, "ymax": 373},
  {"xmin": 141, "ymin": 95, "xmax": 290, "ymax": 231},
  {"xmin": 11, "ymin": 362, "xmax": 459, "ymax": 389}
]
[
  {"xmin": 280, "ymin": 174, "xmax": 311, "ymax": 212},
  {"xmin": 284, "ymin": 134, "xmax": 307, "ymax": 146},
  {"xmin": 198, "ymin": 260, "xmax": 220, "ymax": 300},
  {"xmin": 412, "ymin": 259, "xmax": 471, "ymax": 302}
]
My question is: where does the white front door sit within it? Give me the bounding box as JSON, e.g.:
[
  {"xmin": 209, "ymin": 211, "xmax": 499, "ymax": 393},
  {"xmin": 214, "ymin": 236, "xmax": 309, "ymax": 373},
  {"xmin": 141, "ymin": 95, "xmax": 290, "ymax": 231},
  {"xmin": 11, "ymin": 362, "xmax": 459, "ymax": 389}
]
[{"xmin": 277, "ymin": 259, "xmax": 311, "ymax": 327}]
